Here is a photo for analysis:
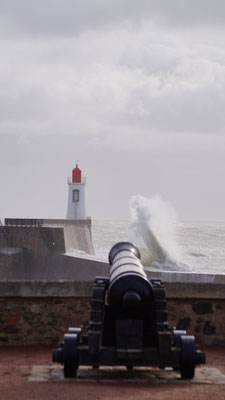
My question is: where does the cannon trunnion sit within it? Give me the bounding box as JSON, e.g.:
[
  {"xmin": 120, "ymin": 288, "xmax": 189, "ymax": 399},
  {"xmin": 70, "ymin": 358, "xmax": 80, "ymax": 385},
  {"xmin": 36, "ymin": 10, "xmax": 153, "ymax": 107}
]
[{"xmin": 53, "ymin": 242, "xmax": 205, "ymax": 379}]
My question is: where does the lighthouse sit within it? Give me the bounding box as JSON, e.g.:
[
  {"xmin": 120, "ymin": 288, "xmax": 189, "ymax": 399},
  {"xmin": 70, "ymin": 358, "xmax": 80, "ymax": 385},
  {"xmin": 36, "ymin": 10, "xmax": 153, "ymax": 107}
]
[{"xmin": 66, "ymin": 164, "xmax": 87, "ymax": 220}]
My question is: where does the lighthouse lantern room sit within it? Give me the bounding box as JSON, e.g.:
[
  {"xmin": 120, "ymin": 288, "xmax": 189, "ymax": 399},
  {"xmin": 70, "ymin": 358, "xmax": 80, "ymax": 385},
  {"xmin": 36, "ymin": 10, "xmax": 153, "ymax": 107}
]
[{"xmin": 66, "ymin": 164, "xmax": 86, "ymax": 220}]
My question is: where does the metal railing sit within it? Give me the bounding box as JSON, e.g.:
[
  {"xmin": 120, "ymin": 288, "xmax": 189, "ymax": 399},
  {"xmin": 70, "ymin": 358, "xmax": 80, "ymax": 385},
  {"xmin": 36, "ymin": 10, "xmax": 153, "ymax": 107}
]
[
  {"xmin": 67, "ymin": 177, "xmax": 86, "ymax": 184},
  {"xmin": 5, "ymin": 218, "xmax": 44, "ymax": 227}
]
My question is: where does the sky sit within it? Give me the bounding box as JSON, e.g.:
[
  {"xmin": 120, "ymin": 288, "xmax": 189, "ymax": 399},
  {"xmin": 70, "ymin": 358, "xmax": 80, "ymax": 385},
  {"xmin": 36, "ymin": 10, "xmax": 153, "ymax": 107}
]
[{"xmin": 0, "ymin": 0, "xmax": 225, "ymax": 221}]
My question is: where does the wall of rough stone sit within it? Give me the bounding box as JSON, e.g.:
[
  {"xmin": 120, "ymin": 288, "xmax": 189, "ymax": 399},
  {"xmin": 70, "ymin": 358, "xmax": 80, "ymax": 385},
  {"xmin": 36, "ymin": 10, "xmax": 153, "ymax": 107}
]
[
  {"xmin": 0, "ymin": 273, "xmax": 224, "ymax": 346},
  {"xmin": 167, "ymin": 298, "xmax": 225, "ymax": 346},
  {"xmin": 0, "ymin": 295, "xmax": 224, "ymax": 346},
  {"xmin": 0, "ymin": 297, "xmax": 91, "ymax": 345}
]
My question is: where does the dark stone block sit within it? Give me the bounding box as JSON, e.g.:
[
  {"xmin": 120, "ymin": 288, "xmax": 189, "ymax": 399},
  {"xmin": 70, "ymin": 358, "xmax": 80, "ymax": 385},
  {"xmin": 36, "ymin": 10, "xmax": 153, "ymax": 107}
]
[
  {"xmin": 192, "ymin": 302, "xmax": 213, "ymax": 314},
  {"xmin": 177, "ymin": 317, "xmax": 191, "ymax": 330},
  {"xmin": 203, "ymin": 321, "xmax": 216, "ymax": 335},
  {"xmin": 195, "ymin": 325, "xmax": 201, "ymax": 334}
]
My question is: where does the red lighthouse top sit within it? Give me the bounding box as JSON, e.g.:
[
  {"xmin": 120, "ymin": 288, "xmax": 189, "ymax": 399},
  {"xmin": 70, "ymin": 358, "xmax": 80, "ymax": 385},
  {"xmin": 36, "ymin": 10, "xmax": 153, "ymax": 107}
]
[{"xmin": 72, "ymin": 164, "xmax": 82, "ymax": 183}]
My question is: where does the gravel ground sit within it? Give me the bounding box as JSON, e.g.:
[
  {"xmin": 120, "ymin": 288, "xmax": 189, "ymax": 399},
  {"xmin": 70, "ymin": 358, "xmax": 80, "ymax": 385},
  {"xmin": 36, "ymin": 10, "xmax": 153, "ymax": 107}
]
[{"xmin": 1, "ymin": 345, "xmax": 225, "ymax": 400}]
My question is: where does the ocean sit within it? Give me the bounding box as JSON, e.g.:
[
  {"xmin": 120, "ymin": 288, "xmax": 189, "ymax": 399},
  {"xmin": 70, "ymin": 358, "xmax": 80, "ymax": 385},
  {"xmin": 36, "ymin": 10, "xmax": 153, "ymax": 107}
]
[{"xmin": 91, "ymin": 195, "xmax": 225, "ymax": 275}]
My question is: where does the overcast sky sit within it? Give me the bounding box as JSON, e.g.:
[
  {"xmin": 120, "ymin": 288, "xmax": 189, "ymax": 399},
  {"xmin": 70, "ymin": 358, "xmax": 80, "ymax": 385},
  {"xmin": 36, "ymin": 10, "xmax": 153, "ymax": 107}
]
[{"xmin": 0, "ymin": 0, "xmax": 225, "ymax": 221}]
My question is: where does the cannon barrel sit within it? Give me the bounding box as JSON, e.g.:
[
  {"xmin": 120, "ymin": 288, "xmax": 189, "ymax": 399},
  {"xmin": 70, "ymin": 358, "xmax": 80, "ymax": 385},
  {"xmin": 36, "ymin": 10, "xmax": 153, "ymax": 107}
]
[{"xmin": 107, "ymin": 242, "xmax": 154, "ymax": 310}]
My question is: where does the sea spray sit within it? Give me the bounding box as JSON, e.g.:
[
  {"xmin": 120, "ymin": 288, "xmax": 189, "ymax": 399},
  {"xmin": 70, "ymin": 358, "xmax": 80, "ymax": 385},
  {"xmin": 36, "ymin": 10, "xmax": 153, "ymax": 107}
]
[
  {"xmin": 92, "ymin": 220, "xmax": 224, "ymax": 274},
  {"xmin": 126, "ymin": 194, "xmax": 184, "ymax": 270}
]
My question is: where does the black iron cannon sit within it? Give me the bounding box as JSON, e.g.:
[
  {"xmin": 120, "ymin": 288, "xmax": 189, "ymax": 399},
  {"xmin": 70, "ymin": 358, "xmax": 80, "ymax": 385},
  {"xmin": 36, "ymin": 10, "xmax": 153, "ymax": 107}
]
[{"xmin": 53, "ymin": 242, "xmax": 205, "ymax": 378}]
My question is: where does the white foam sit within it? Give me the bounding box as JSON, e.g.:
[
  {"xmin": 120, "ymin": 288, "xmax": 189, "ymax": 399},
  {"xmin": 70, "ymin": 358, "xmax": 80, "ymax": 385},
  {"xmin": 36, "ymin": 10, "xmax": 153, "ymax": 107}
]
[{"xmin": 126, "ymin": 194, "xmax": 190, "ymax": 270}]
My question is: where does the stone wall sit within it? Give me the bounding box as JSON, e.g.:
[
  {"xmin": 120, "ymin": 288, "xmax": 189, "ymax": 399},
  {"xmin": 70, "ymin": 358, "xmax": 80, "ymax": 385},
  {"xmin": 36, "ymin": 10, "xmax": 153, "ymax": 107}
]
[
  {"xmin": 167, "ymin": 298, "xmax": 225, "ymax": 346},
  {"xmin": 0, "ymin": 297, "xmax": 91, "ymax": 345},
  {"xmin": 0, "ymin": 280, "xmax": 224, "ymax": 346}
]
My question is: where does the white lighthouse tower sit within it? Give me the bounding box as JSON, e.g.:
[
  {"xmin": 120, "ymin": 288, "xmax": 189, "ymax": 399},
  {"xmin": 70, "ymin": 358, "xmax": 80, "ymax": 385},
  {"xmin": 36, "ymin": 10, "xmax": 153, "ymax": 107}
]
[{"xmin": 66, "ymin": 164, "xmax": 87, "ymax": 220}]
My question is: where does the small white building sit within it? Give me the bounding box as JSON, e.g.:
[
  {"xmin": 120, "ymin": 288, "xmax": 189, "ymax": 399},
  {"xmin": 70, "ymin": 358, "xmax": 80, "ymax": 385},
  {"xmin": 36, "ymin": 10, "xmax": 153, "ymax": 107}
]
[{"xmin": 66, "ymin": 164, "xmax": 86, "ymax": 220}]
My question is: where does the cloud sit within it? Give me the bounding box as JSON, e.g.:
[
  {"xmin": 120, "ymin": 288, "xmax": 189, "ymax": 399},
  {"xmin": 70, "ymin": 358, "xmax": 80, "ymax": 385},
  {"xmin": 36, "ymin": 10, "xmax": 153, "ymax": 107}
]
[
  {"xmin": 1, "ymin": 0, "xmax": 225, "ymax": 37},
  {"xmin": 0, "ymin": 21, "xmax": 225, "ymax": 149}
]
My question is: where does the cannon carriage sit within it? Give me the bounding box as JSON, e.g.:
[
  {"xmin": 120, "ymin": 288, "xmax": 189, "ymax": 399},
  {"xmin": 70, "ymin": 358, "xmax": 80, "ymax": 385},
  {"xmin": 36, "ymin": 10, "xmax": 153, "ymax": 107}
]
[{"xmin": 53, "ymin": 242, "xmax": 205, "ymax": 379}]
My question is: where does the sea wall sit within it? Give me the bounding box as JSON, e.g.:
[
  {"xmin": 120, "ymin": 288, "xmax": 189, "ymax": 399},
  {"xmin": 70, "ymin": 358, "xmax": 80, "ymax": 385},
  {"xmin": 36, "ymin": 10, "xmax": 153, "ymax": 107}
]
[
  {"xmin": 0, "ymin": 248, "xmax": 24, "ymax": 272},
  {"xmin": 42, "ymin": 218, "xmax": 95, "ymax": 255},
  {"xmin": 0, "ymin": 272, "xmax": 224, "ymax": 346},
  {"xmin": 4, "ymin": 218, "xmax": 95, "ymax": 256},
  {"xmin": 5, "ymin": 226, "xmax": 65, "ymax": 255}
]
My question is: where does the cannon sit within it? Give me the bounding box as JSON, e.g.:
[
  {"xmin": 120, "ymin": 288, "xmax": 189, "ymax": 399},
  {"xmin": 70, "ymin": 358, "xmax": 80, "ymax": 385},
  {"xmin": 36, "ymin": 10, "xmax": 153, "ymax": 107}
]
[{"xmin": 53, "ymin": 242, "xmax": 205, "ymax": 379}]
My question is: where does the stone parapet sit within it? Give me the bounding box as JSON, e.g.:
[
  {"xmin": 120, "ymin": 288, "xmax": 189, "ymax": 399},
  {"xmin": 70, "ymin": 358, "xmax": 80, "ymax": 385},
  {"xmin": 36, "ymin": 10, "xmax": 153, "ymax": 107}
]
[
  {"xmin": 0, "ymin": 275, "xmax": 225, "ymax": 298},
  {"xmin": 0, "ymin": 275, "xmax": 225, "ymax": 346}
]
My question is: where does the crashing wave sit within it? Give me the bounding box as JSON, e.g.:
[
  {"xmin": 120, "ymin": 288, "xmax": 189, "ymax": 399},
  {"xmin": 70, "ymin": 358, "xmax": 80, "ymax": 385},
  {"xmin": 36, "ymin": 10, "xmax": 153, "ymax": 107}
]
[{"xmin": 126, "ymin": 194, "xmax": 191, "ymax": 271}]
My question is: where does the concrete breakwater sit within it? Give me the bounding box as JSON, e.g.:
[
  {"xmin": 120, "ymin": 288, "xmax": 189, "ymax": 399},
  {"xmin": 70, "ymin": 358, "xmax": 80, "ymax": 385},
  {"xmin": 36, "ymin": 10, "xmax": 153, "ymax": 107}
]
[{"xmin": 2, "ymin": 218, "xmax": 95, "ymax": 255}]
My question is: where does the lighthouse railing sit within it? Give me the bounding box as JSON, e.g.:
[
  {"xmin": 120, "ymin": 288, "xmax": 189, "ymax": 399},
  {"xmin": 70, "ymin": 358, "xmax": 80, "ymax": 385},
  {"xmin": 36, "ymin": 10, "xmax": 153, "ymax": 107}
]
[{"xmin": 67, "ymin": 177, "xmax": 86, "ymax": 184}]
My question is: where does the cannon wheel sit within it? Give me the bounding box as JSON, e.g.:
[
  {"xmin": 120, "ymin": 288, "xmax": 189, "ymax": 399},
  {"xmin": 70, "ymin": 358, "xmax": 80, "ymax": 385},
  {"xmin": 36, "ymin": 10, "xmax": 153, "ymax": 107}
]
[
  {"xmin": 172, "ymin": 330, "xmax": 187, "ymax": 371},
  {"xmin": 180, "ymin": 335, "xmax": 195, "ymax": 379},
  {"xmin": 173, "ymin": 330, "xmax": 187, "ymax": 347},
  {"xmin": 63, "ymin": 333, "xmax": 79, "ymax": 378}
]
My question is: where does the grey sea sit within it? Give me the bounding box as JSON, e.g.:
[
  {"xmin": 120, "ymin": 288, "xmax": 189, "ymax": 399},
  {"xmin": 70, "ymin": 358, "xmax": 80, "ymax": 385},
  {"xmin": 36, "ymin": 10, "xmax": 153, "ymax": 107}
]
[{"xmin": 92, "ymin": 220, "xmax": 225, "ymax": 275}]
